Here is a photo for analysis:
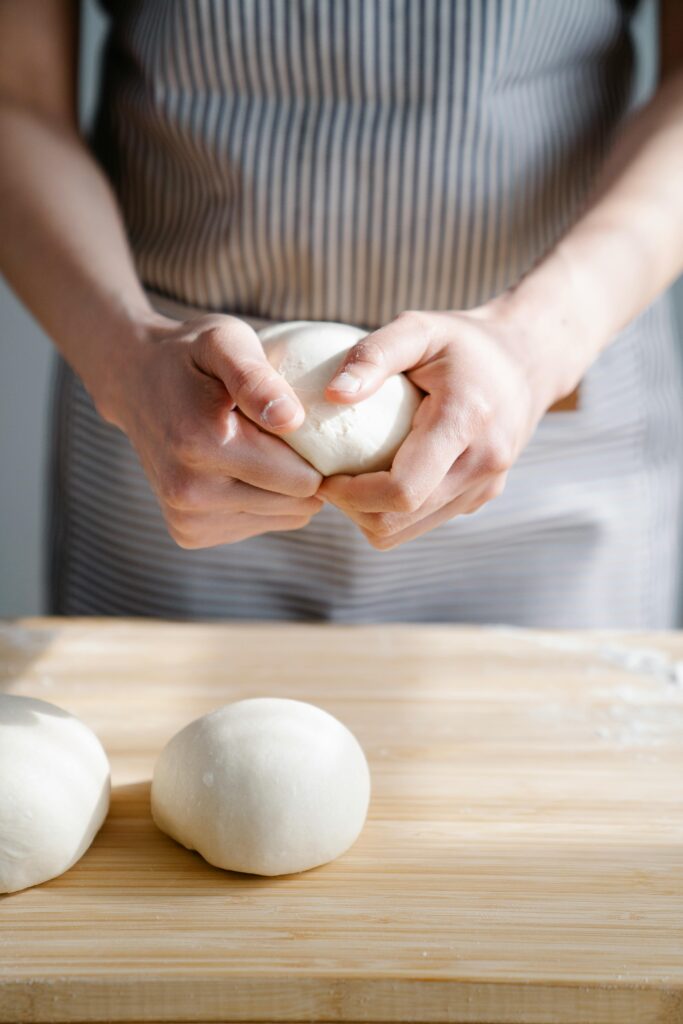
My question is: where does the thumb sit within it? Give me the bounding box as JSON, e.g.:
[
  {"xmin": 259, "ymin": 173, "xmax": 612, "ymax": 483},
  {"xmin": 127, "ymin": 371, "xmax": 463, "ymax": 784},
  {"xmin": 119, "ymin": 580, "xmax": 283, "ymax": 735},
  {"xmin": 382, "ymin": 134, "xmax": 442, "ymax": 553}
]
[
  {"xmin": 325, "ymin": 312, "xmax": 432, "ymax": 404},
  {"xmin": 191, "ymin": 316, "xmax": 305, "ymax": 433}
]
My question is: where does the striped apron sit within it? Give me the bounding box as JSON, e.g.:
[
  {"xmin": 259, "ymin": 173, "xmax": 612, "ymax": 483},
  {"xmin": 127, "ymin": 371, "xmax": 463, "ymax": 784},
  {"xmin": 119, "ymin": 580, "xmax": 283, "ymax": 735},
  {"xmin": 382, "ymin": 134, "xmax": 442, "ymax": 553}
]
[{"xmin": 49, "ymin": 0, "xmax": 683, "ymax": 626}]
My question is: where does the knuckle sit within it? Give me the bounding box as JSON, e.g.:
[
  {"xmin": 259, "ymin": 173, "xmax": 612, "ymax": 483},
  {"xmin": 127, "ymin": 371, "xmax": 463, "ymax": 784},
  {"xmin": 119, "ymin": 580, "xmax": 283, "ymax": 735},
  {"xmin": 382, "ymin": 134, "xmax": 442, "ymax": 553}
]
[
  {"xmin": 166, "ymin": 519, "xmax": 196, "ymax": 549},
  {"xmin": 465, "ymin": 475, "xmax": 507, "ymax": 515},
  {"xmin": 479, "ymin": 436, "xmax": 512, "ymax": 476},
  {"xmin": 388, "ymin": 480, "xmax": 422, "ymax": 514},
  {"xmin": 294, "ymin": 473, "xmax": 323, "ymax": 499},
  {"xmin": 347, "ymin": 338, "xmax": 386, "ymax": 370},
  {"xmin": 163, "ymin": 507, "xmax": 184, "ymax": 530},
  {"xmin": 199, "ymin": 324, "xmax": 229, "ymax": 357},
  {"xmin": 477, "ymin": 447, "xmax": 502, "ymax": 476},
  {"xmin": 166, "ymin": 414, "xmax": 211, "ymax": 465},
  {"xmin": 459, "ymin": 391, "xmax": 494, "ymax": 433},
  {"xmin": 487, "ymin": 473, "xmax": 508, "ymax": 501},
  {"xmin": 160, "ymin": 467, "xmax": 202, "ymax": 511},
  {"xmin": 278, "ymin": 466, "xmax": 322, "ymax": 499},
  {"xmin": 367, "ymin": 512, "xmax": 401, "ymax": 538},
  {"xmin": 229, "ymin": 360, "xmax": 273, "ymax": 403},
  {"xmin": 168, "ymin": 431, "xmax": 201, "ymax": 465},
  {"xmin": 302, "ymin": 498, "xmax": 324, "ymax": 516},
  {"xmin": 365, "ymin": 530, "xmax": 396, "ymax": 551},
  {"xmin": 397, "ymin": 308, "xmax": 428, "ymax": 332}
]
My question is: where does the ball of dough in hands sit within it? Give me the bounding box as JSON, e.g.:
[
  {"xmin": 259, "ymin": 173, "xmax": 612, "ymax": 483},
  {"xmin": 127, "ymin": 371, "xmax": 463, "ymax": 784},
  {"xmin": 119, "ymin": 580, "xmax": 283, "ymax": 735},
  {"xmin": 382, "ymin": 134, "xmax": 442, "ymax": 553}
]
[
  {"xmin": 0, "ymin": 694, "xmax": 111, "ymax": 894},
  {"xmin": 259, "ymin": 321, "xmax": 422, "ymax": 477},
  {"xmin": 151, "ymin": 698, "xmax": 371, "ymax": 876}
]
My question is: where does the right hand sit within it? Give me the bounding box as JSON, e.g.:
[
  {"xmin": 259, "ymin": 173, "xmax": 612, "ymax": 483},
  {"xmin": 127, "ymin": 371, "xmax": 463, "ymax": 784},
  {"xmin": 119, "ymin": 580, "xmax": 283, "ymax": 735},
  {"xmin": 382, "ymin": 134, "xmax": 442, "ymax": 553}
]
[{"xmin": 101, "ymin": 313, "xmax": 324, "ymax": 549}]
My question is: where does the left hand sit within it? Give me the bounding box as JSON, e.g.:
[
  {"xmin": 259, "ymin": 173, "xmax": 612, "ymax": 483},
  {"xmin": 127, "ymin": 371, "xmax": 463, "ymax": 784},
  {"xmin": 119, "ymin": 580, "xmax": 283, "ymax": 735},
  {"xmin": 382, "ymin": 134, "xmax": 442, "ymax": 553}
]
[{"xmin": 319, "ymin": 305, "xmax": 581, "ymax": 549}]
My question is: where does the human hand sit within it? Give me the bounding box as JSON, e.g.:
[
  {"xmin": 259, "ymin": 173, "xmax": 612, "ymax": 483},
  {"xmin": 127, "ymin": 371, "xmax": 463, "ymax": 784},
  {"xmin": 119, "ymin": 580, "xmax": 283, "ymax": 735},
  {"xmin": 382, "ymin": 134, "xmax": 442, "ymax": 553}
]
[
  {"xmin": 319, "ymin": 304, "xmax": 583, "ymax": 549},
  {"xmin": 101, "ymin": 313, "xmax": 324, "ymax": 548}
]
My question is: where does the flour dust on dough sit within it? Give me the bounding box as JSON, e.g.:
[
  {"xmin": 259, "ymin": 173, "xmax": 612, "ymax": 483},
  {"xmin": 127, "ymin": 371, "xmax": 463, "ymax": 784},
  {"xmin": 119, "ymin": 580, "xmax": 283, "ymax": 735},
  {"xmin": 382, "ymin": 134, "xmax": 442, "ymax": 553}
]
[{"xmin": 260, "ymin": 320, "xmax": 422, "ymax": 477}]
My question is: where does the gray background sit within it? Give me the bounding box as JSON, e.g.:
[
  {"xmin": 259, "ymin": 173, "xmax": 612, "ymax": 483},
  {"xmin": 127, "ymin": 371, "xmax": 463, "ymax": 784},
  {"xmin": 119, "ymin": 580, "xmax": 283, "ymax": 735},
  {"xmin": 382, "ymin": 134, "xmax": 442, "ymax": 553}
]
[{"xmin": 1, "ymin": 0, "xmax": 681, "ymax": 618}]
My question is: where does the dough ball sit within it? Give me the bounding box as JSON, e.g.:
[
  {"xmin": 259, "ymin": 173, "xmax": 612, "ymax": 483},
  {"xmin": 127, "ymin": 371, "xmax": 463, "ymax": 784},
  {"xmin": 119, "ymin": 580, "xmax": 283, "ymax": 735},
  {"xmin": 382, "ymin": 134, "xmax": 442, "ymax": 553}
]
[
  {"xmin": 0, "ymin": 695, "xmax": 110, "ymax": 893},
  {"xmin": 151, "ymin": 698, "xmax": 371, "ymax": 876},
  {"xmin": 259, "ymin": 320, "xmax": 422, "ymax": 476}
]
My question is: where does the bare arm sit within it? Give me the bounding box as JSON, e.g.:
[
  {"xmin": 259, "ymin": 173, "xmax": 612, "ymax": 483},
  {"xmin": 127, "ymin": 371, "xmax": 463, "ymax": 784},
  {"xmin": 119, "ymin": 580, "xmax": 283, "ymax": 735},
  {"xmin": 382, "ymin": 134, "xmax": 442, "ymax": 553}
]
[
  {"xmin": 499, "ymin": 30, "xmax": 683, "ymax": 399},
  {"xmin": 0, "ymin": 0, "xmax": 163, "ymax": 410},
  {"xmin": 0, "ymin": 0, "xmax": 322, "ymax": 548},
  {"xmin": 322, "ymin": 5, "xmax": 683, "ymax": 547}
]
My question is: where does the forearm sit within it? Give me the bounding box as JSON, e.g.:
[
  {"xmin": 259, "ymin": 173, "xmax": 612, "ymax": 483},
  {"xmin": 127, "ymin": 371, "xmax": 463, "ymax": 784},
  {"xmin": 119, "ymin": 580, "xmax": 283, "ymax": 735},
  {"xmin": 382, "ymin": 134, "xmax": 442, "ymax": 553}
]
[
  {"xmin": 0, "ymin": 102, "xmax": 170, "ymax": 415},
  {"xmin": 498, "ymin": 72, "xmax": 683, "ymax": 401}
]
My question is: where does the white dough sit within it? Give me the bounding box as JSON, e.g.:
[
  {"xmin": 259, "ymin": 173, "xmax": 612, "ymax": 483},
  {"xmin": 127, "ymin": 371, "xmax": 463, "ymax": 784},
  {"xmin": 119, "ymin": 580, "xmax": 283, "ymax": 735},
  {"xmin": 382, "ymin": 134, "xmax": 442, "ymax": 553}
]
[
  {"xmin": 151, "ymin": 698, "xmax": 371, "ymax": 876},
  {"xmin": 0, "ymin": 695, "xmax": 110, "ymax": 893},
  {"xmin": 259, "ymin": 320, "xmax": 422, "ymax": 476}
]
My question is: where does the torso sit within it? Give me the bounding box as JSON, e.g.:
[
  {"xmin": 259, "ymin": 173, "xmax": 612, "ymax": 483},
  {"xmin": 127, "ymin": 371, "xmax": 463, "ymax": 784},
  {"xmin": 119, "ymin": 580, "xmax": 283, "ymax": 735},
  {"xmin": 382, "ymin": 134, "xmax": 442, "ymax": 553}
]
[
  {"xmin": 50, "ymin": 0, "xmax": 683, "ymax": 628},
  {"xmin": 95, "ymin": 0, "xmax": 636, "ymax": 323}
]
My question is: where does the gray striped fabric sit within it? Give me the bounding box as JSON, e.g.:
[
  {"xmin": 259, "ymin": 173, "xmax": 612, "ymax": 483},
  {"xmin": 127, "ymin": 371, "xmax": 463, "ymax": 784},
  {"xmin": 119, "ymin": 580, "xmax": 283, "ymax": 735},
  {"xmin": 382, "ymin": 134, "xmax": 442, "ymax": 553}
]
[
  {"xmin": 49, "ymin": 0, "xmax": 683, "ymax": 625},
  {"xmin": 95, "ymin": 0, "xmax": 635, "ymax": 322}
]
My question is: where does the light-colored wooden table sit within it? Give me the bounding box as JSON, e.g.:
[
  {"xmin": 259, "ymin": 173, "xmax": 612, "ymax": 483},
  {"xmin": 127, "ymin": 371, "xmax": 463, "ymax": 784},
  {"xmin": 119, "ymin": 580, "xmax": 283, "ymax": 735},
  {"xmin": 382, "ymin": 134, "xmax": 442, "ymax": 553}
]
[{"xmin": 1, "ymin": 618, "xmax": 682, "ymax": 1024}]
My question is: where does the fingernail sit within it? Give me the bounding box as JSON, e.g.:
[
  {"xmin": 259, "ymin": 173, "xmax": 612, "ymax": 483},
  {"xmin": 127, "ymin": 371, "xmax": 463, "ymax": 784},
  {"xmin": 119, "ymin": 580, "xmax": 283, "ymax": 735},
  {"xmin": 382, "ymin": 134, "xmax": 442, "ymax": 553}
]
[
  {"xmin": 261, "ymin": 395, "xmax": 299, "ymax": 428},
  {"xmin": 329, "ymin": 371, "xmax": 362, "ymax": 393}
]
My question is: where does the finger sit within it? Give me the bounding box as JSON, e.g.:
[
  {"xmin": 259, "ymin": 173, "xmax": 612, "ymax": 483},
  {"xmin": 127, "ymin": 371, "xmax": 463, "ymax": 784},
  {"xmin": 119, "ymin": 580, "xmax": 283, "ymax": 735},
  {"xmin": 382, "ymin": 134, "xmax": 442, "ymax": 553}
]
[
  {"xmin": 224, "ymin": 483, "xmax": 324, "ymax": 516},
  {"xmin": 190, "ymin": 315, "xmax": 305, "ymax": 433},
  {"xmin": 325, "ymin": 311, "xmax": 434, "ymax": 403},
  {"xmin": 332, "ymin": 461, "xmax": 476, "ymax": 535},
  {"xmin": 168, "ymin": 512, "xmax": 315, "ymax": 551},
  {"xmin": 165, "ymin": 475, "xmax": 324, "ymax": 516},
  {"xmin": 218, "ymin": 411, "xmax": 323, "ymax": 498},
  {"xmin": 385, "ymin": 401, "xmax": 473, "ymax": 505},
  {"xmin": 361, "ymin": 476, "xmax": 503, "ymax": 551},
  {"xmin": 320, "ymin": 395, "xmax": 469, "ymax": 513}
]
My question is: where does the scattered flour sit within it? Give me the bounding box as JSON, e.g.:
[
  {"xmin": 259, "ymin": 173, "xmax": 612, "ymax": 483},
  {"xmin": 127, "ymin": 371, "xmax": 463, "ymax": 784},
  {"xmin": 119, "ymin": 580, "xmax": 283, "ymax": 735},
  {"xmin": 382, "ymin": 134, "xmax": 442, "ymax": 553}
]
[{"xmin": 490, "ymin": 627, "xmax": 683, "ymax": 688}]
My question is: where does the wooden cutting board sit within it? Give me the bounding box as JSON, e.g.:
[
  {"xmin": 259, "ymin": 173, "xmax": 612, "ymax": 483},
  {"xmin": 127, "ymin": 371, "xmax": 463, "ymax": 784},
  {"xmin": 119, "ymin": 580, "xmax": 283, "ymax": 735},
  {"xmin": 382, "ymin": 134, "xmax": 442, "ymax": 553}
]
[{"xmin": 1, "ymin": 618, "xmax": 682, "ymax": 1024}]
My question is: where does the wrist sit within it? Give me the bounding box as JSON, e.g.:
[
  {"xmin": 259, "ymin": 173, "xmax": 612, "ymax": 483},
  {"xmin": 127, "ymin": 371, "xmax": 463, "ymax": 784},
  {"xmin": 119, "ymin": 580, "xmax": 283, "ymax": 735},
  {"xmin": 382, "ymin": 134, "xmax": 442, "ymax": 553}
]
[
  {"xmin": 485, "ymin": 251, "xmax": 607, "ymax": 407},
  {"xmin": 85, "ymin": 308, "xmax": 175, "ymax": 428}
]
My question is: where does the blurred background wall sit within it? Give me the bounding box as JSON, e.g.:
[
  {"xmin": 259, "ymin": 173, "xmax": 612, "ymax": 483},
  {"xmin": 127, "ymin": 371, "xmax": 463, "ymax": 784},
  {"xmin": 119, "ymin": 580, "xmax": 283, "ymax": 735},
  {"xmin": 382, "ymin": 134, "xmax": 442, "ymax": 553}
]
[{"xmin": 1, "ymin": 0, "xmax": 681, "ymax": 618}]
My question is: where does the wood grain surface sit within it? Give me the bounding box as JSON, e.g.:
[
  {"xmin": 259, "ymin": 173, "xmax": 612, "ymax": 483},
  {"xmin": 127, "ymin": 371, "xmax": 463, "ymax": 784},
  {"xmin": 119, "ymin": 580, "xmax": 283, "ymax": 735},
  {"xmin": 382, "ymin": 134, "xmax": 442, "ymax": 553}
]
[{"xmin": 0, "ymin": 618, "xmax": 682, "ymax": 1024}]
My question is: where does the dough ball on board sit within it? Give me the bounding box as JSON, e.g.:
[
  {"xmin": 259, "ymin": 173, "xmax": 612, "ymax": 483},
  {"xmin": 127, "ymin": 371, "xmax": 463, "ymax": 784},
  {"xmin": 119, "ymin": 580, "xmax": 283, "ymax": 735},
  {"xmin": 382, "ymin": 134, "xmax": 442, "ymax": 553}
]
[
  {"xmin": 151, "ymin": 698, "xmax": 371, "ymax": 876},
  {"xmin": 0, "ymin": 694, "xmax": 110, "ymax": 893},
  {"xmin": 260, "ymin": 320, "xmax": 422, "ymax": 476}
]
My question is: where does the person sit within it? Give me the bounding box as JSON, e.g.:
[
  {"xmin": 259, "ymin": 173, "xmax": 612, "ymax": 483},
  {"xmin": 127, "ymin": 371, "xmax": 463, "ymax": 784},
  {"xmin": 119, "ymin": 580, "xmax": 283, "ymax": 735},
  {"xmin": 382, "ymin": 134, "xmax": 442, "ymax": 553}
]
[{"xmin": 1, "ymin": 1, "xmax": 682, "ymax": 626}]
